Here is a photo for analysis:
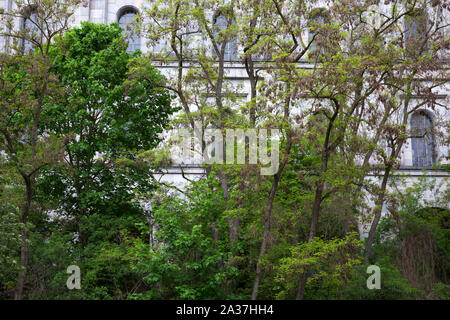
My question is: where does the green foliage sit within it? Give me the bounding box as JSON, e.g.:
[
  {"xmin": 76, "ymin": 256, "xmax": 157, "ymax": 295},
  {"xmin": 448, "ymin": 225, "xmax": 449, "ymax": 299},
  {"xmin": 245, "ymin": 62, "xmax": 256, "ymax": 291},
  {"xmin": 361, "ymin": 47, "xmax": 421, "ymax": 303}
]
[
  {"xmin": 128, "ymin": 175, "xmax": 242, "ymax": 299},
  {"xmin": 47, "ymin": 22, "xmax": 174, "ymax": 156},
  {"xmin": 0, "ymin": 0, "xmax": 447, "ymax": 301},
  {"xmin": 15, "ymin": 22, "xmax": 175, "ymax": 299},
  {"xmin": 370, "ymin": 177, "xmax": 450, "ymax": 298},
  {"xmin": 430, "ymin": 283, "xmax": 450, "ymax": 300},
  {"xmin": 40, "ymin": 22, "xmax": 172, "ymax": 206},
  {"xmin": 275, "ymin": 232, "xmax": 362, "ymax": 299},
  {"xmin": 38, "ymin": 22, "xmax": 175, "ymax": 214},
  {"xmin": 340, "ymin": 258, "xmax": 424, "ymax": 300},
  {"xmin": 0, "ymin": 204, "xmax": 22, "ymax": 296}
]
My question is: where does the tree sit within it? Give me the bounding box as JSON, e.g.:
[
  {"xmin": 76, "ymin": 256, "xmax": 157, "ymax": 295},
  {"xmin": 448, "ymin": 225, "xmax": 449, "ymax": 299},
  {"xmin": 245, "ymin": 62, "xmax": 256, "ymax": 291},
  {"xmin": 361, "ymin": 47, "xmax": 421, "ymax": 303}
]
[
  {"xmin": 360, "ymin": 0, "xmax": 448, "ymax": 261},
  {"xmin": 1, "ymin": 0, "xmax": 446, "ymax": 300},
  {"xmin": 31, "ymin": 21, "xmax": 175, "ymax": 299},
  {"xmin": 238, "ymin": 0, "xmax": 448, "ymax": 299},
  {"xmin": 140, "ymin": 0, "xmax": 448, "ymax": 300},
  {"xmin": 0, "ymin": 0, "xmax": 82, "ymax": 300}
]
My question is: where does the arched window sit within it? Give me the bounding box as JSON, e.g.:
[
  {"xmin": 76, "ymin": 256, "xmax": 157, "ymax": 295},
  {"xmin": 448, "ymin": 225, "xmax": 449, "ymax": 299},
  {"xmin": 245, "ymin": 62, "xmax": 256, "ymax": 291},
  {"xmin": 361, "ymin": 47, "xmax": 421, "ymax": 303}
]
[
  {"xmin": 23, "ymin": 7, "xmax": 40, "ymax": 52},
  {"xmin": 410, "ymin": 111, "xmax": 436, "ymax": 167},
  {"xmin": 118, "ymin": 8, "xmax": 140, "ymax": 53},
  {"xmin": 405, "ymin": 9, "xmax": 428, "ymax": 56},
  {"xmin": 213, "ymin": 13, "xmax": 237, "ymax": 61},
  {"xmin": 405, "ymin": 9, "xmax": 428, "ymax": 55}
]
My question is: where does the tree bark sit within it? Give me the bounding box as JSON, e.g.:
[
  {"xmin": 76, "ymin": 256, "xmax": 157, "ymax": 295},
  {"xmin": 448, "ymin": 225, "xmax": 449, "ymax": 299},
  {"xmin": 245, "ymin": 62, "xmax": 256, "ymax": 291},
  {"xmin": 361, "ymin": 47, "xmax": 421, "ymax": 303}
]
[
  {"xmin": 364, "ymin": 165, "xmax": 391, "ymax": 262},
  {"xmin": 250, "ymin": 82, "xmax": 293, "ymax": 300},
  {"xmin": 295, "ymin": 99, "xmax": 339, "ymax": 300},
  {"xmin": 14, "ymin": 229, "xmax": 28, "ymax": 300},
  {"xmin": 295, "ymin": 180, "xmax": 324, "ymax": 300},
  {"xmin": 14, "ymin": 175, "xmax": 34, "ymax": 300},
  {"xmin": 251, "ymin": 171, "xmax": 282, "ymax": 300}
]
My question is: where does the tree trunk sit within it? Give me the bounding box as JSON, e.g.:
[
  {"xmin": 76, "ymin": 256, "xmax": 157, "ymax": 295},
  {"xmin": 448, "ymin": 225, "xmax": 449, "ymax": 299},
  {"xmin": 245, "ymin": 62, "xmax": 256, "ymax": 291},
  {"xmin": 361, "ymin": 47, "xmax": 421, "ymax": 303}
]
[
  {"xmin": 295, "ymin": 104, "xmax": 336, "ymax": 300},
  {"xmin": 14, "ymin": 229, "xmax": 28, "ymax": 300},
  {"xmin": 308, "ymin": 181, "xmax": 325, "ymax": 242},
  {"xmin": 251, "ymin": 172, "xmax": 281, "ymax": 300},
  {"xmin": 14, "ymin": 177, "xmax": 33, "ymax": 300},
  {"xmin": 296, "ymin": 273, "xmax": 308, "ymax": 300},
  {"xmin": 251, "ymin": 123, "xmax": 292, "ymax": 300},
  {"xmin": 364, "ymin": 165, "xmax": 391, "ymax": 262},
  {"xmin": 296, "ymin": 180, "xmax": 324, "ymax": 300}
]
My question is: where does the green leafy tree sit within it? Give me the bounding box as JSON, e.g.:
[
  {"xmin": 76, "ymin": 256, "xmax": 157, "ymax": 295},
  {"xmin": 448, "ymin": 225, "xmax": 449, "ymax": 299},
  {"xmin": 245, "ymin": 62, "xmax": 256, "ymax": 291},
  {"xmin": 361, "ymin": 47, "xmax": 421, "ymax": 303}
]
[
  {"xmin": 138, "ymin": 0, "xmax": 448, "ymax": 300},
  {"xmin": 0, "ymin": 0, "xmax": 82, "ymax": 300},
  {"xmin": 29, "ymin": 22, "xmax": 176, "ymax": 299},
  {"xmin": 129, "ymin": 176, "xmax": 242, "ymax": 299}
]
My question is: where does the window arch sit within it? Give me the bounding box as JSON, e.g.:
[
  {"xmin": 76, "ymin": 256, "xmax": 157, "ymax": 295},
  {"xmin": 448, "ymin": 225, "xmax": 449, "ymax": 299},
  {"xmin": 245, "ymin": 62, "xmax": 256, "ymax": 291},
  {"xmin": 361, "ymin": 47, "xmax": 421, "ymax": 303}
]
[
  {"xmin": 118, "ymin": 7, "xmax": 140, "ymax": 53},
  {"xmin": 410, "ymin": 111, "xmax": 436, "ymax": 167},
  {"xmin": 213, "ymin": 13, "xmax": 237, "ymax": 61},
  {"xmin": 404, "ymin": 9, "xmax": 428, "ymax": 55}
]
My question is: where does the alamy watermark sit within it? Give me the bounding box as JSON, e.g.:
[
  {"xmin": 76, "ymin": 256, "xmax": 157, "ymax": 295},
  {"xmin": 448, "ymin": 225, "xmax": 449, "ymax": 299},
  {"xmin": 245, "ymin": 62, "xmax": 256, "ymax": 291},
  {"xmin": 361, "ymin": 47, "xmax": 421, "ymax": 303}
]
[
  {"xmin": 172, "ymin": 127, "xmax": 280, "ymax": 175},
  {"xmin": 66, "ymin": 265, "xmax": 81, "ymax": 290},
  {"xmin": 366, "ymin": 265, "xmax": 381, "ymax": 290}
]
